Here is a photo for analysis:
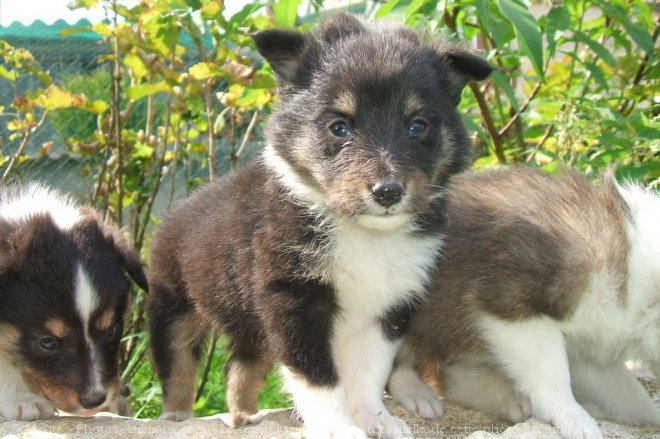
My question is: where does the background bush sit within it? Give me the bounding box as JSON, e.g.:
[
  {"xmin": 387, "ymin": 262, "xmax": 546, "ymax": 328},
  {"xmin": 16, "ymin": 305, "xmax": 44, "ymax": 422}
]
[{"xmin": 0, "ymin": 0, "xmax": 657, "ymax": 418}]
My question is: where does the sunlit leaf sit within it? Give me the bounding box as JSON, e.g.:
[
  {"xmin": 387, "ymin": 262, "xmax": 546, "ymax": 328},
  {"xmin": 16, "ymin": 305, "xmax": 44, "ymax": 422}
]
[
  {"xmin": 126, "ymin": 82, "xmax": 171, "ymax": 101},
  {"xmin": 499, "ymin": 0, "xmax": 545, "ymax": 81},
  {"xmin": 273, "ymin": 0, "xmax": 301, "ymax": 28}
]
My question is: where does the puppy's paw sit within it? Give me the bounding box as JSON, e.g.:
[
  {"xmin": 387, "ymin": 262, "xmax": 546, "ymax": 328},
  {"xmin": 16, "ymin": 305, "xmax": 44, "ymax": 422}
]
[
  {"xmin": 229, "ymin": 410, "xmax": 264, "ymax": 428},
  {"xmin": 0, "ymin": 392, "xmax": 56, "ymax": 421},
  {"xmin": 160, "ymin": 410, "xmax": 193, "ymax": 421},
  {"xmin": 305, "ymin": 424, "xmax": 367, "ymax": 439},
  {"xmin": 389, "ymin": 366, "xmax": 443, "ymax": 419},
  {"xmin": 552, "ymin": 407, "xmax": 603, "ymax": 439},
  {"xmin": 355, "ymin": 411, "xmax": 412, "ymax": 439},
  {"xmin": 500, "ymin": 393, "xmax": 531, "ymax": 424}
]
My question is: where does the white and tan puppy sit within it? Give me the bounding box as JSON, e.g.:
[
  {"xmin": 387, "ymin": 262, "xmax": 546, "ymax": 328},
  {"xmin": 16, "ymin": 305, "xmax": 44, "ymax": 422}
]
[{"xmin": 389, "ymin": 166, "xmax": 660, "ymax": 439}]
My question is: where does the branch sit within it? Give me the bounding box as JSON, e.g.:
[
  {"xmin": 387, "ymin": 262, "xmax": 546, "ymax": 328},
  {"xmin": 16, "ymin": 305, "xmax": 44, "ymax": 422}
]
[
  {"xmin": 232, "ymin": 110, "xmax": 259, "ymax": 165},
  {"xmin": 1, "ymin": 110, "xmax": 48, "ymax": 182},
  {"xmin": 498, "ymin": 81, "xmax": 542, "ymax": 138},
  {"xmin": 469, "ymin": 82, "xmax": 506, "ymax": 163}
]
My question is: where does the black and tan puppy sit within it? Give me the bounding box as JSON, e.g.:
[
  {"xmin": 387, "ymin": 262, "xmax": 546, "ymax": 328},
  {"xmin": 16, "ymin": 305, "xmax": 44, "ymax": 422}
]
[
  {"xmin": 0, "ymin": 183, "xmax": 147, "ymax": 420},
  {"xmin": 389, "ymin": 167, "xmax": 660, "ymax": 439},
  {"xmin": 148, "ymin": 13, "xmax": 491, "ymax": 438}
]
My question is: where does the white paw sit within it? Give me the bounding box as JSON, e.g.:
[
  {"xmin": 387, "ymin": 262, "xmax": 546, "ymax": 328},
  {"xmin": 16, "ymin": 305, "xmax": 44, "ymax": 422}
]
[
  {"xmin": 552, "ymin": 407, "xmax": 603, "ymax": 439},
  {"xmin": 355, "ymin": 411, "xmax": 412, "ymax": 439},
  {"xmin": 389, "ymin": 366, "xmax": 443, "ymax": 419},
  {"xmin": 305, "ymin": 424, "xmax": 367, "ymax": 439},
  {"xmin": 501, "ymin": 394, "xmax": 531, "ymax": 424},
  {"xmin": 0, "ymin": 392, "xmax": 56, "ymax": 421},
  {"xmin": 160, "ymin": 410, "xmax": 193, "ymax": 421}
]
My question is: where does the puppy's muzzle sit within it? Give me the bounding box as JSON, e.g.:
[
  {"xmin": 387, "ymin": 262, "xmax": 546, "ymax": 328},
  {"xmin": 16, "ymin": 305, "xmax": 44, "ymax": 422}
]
[{"xmin": 371, "ymin": 182, "xmax": 404, "ymax": 207}]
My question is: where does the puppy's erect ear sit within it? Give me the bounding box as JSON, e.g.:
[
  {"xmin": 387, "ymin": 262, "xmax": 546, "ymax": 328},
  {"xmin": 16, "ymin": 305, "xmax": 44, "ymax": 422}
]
[
  {"xmin": 252, "ymin": 29, "xmax": 306, "ymax": 85},
  {"xmin": 317, "ymin": 12, "xmax": 365, "ymax": 44},
  {"xmin": 434, "ymin": 45, "xmax": 493, "ymax": 106}
]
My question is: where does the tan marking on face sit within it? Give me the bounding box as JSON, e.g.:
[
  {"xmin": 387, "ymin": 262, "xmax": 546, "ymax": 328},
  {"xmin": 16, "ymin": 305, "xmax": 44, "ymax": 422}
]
[
  {"xmin": 0, "ymin": 323, "xmax": 20, "ymax": 356},
  {"xmin": 404, "ymin": 94, "xmax": 424, "ymax": 117},
  {"xmin": 44, "ymin": 319, "xmax": 71, "ymax": 339},
  {"xmin": 95, "ymin": 310, "xmax": 116, "ymax": 331},
  {"xmin": 334, "ymin": 91, "xmax": 357, "ymax": 116},
  {"xmin": 22, "ymin": 367, "xmax": 80, "ymax": 413}
]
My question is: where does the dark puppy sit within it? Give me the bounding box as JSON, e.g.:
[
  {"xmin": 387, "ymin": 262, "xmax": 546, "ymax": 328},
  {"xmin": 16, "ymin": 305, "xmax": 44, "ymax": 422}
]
[
  {"xmin": 148, "ymin": 13, "xmax": 491, "ymax": 438},
  {"xmin": 0, "ymin": 183, "xmax": 147, "ymax": 420},
  {"xmin": 389, "ymin": 167, "xmax": 660, "ymax": 439}
]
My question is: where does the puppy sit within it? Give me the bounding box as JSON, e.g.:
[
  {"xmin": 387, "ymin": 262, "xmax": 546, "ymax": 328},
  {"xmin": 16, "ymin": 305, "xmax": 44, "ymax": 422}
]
[
  {"xmin": 147, "ymin": 13, "xmax": 491, "ymax": 439},
  {"xmin": 389, "ymin": 167, "xmax": 660, "ymax": 439},
  {"xmin": 0, "ymin": 183, "xmax": 148, "ymax": 420}
]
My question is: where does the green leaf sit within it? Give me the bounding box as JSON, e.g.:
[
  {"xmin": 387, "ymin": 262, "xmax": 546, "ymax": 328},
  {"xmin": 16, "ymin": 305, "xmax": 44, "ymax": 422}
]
[
  {"xmin": 0, "ymin": 65, "xmax": 17, "ymax": 82},
  {"xmin": 375, "ymin": 0, "xmax": 404, "ymax": 19},
  {"xmin": 499, "ymin": 0, "xmax": 545, "ymax": 81},
  {"xmin": 545, "ymin": 6, "xmax": 570, "ymax": 55},
  {"xmin": 476, "ymin": 0, "xmax": 515, "ymax": 46},
  {"xmin": 123, "ymin": 53, "xmax": 149, "ymax": 80},
  {"xmin": 490, "ymin": 70, "xmax": 520, "ymax": 112},
  {"xmin": 619, "ymin": 17, "xmax": 654, "ymax": 52},
  {"xmin": 126, "ymin": 82, "xmax": 171, "ymax": 101},
  {"xmin": 273, "ymin": 0, "xmax": 301, "ymax": 28},
  {"xmin": 573, "ymin": 32, "xmax": 617, "ymax": 68},
  {"xmin": 584, "ymin": 62, "xmax": 609, "ymax": 91}
]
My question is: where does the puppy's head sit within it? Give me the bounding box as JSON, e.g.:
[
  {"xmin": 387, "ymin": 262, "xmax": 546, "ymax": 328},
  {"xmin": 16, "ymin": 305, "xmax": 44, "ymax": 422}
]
[
  {"xmin": 255, "ymin": 13, "xmax": 492, "ymax": 230},
  {"xmin": 0, "ymin": 202, "xmax": 147, "ymax": 416}
]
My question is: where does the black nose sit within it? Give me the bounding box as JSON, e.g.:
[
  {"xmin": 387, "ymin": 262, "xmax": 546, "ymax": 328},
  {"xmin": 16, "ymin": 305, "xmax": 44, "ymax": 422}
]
[
  {"xmin": 371, "ymin": 182, "xmax": 404, "ymax": 207},
  {"xmin": 80, "ymin": 390, "xmax": 107, "ymax": 409}
]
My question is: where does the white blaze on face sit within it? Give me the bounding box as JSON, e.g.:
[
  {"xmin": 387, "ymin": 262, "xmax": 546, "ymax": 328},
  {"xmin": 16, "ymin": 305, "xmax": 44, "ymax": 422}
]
[{"xmin": 74, "ymin": 264, "xmax": 106, "ymax": 403}]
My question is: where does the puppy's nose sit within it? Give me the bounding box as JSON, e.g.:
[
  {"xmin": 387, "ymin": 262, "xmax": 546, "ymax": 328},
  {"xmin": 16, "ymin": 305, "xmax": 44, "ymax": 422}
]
[
  {"xmin": 371, "ymin": 182, "xmax": 404, "ymax": 207},
  {"xmin": 80, "ymin": 390, "xmax": 107, "ymax": 409}
]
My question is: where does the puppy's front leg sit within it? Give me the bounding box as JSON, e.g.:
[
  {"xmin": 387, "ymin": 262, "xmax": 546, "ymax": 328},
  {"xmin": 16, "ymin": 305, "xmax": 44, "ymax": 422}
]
[
  {"xmin": 261, "ymin": 279, "xmax": 366, "ymax": 439},
  {"xmin": 336, "ymin": 319, "xmax": 412, "ymax": 438},
  {"xmin": 0, "ymin": 356, "xmax": 55, "ymax": 421}
]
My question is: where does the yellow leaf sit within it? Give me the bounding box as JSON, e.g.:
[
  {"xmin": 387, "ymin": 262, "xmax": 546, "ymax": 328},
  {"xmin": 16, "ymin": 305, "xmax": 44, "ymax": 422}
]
[
  {"xmin": 123, "ymin": 53, "xmax": 148, "ymax": 80},
  {"xmin": 36, "ymin": 85, "xmax": 84, "ymax": 110},
  {"xmin": 189, "ymin": 62, "xmax": 213, "ymax": 80}
]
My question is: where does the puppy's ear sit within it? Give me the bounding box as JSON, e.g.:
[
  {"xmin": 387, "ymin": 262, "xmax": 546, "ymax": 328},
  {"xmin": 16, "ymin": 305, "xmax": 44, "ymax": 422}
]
[
  {"xmin": 86, "ymin": 214, "xmax": 148, "ymax": 293},
  {"xmin": 434, "ymin": 44, "xmax": 493, "ymax": 106},
  {"xmin": 317, "ymin": 12, "xmax": 365, "ymax": 44},
  {"xmin": 252, "ymin": 28, "xmax": 306, "ymax": 85},
  {"xmin": 112, "ymin": 237, "xmax": 149, "ymax": 293}
]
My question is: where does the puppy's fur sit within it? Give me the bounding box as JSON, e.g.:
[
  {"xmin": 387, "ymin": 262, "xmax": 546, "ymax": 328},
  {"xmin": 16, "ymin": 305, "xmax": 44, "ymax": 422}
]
[
  {"xmin": 0, "ymin": 183, "xmax": 148, "ymax": 420},
  {"xmin": 389, "ymin": 167, "xmax": 660, "ymax": 439},
  {"xmin": 148, "ymin": 13, "xmax": 491, "ymax": 438}
]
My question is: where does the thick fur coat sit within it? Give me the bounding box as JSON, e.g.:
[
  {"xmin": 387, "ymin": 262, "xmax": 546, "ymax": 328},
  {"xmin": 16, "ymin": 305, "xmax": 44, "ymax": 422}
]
[
  {"xmin": 0, "ymin": 183, "xmax": 147, "ymax": 420},
  {"xmin": 148, "ymin": 13, "xmax": 491, "ymax": 439},
  {"xmin": 389, "ymin": 167, "xmax": 660, "ymax": 439}
]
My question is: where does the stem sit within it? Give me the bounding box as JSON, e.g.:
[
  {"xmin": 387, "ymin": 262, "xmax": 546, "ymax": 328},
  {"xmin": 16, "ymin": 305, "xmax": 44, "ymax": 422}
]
[
  {"xmin": 1, "ymin": 110, "xmax": 48, "ymax": 182},
  {"xmin": 167, "ymin": 117, "xmax": 183, "ymax": 210},
  {"xmin": 136, "ymin": 95, "xmax": 173, "ymax": 251},
  {"xmin": 469, "ymin": 82, "xmax": 506, "ymax": 163},
  {"xmin": 231, "ymin": 110, "xmax": 258, "ymax": 170},
  {"xmin": 498, "ymin": 81, "xmax": 543, "ymax": 138},
  {"xmin": 196, "ymin": 334, "xmax": 219, "ymax": 401},
  {"xmin": 566, "ymin": 0, "xmax": 586, "ymax": 90},
  {"xmin": 111, "ymin": 0, "xmax": 124, "ymax": 225}
]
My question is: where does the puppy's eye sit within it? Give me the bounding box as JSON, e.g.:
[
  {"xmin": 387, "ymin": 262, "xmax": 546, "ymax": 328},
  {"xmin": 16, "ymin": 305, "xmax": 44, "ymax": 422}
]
[
  {"xmin": 39, "ymin": 336, "xmax": 57, "ymax": 352},
  {"xmin": 329, "ymin": 121, "xmax": 350, "ymax": 138},
  {"xmin": 408, "ymin": 119, "xmax": 428, "ymax": 137},
  {"xmin": 105, "ymin": 323, "xmax": 121, "ymax": 340}
]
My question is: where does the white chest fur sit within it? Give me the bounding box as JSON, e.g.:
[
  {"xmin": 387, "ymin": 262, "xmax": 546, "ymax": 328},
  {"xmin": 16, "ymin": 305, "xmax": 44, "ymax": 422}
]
[{"xmin": 330, "ymin": 224, "xmax": 443, "ymax": 318}]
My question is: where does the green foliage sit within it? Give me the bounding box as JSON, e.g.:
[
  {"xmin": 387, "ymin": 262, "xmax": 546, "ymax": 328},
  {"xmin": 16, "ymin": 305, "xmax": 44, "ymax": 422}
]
[{"xmin": 1, "ymin": 0, "xmax": 658, "ymax": 420}]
